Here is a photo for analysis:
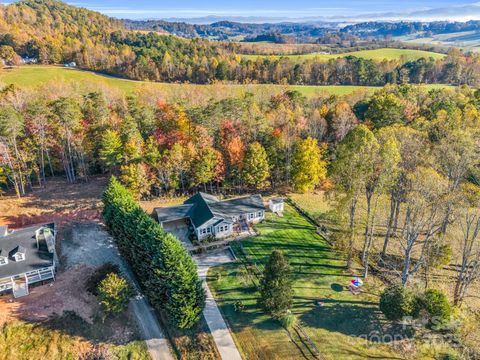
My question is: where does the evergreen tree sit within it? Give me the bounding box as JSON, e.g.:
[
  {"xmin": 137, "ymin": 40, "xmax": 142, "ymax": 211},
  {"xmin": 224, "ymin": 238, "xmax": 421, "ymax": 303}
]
[
  {"xmin": 258, "ymin": 250, "xmax": 293, "ymax": 319},
  {"xmin": 99, "ymin": 129, "xmax": 123, "ymax": 173},
  {"xmin": 243, "ymin": 142, "xmax": 270, "ymax": 190},
  {"xmin": 291, "ymin": 137, "xmax": 327, "ymax": 193},
  {"xmin": 102, "ymin": 177, "xmax": 205, "ymax": 329}
]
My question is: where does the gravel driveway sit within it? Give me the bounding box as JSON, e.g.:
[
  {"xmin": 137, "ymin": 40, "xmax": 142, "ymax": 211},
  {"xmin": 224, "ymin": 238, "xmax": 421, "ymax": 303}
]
[{"xmin": 62, "ymin": 223, "xmax": 174, "ymax": 360}]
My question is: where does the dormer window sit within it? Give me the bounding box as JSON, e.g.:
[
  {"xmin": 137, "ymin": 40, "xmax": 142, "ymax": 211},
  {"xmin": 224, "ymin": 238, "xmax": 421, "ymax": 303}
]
[
  {"xmin": 0, "ymin": 249, "xmax": 8, "ymax": 266},
  {"xmin": 11, "ymin": 246, "xmax": 26, "ymax": 262}
]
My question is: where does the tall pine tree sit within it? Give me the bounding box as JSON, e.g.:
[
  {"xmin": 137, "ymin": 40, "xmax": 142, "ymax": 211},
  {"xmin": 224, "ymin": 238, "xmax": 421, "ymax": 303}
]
[{"xmin": 258, "ymin": 250, "xmax": 293, "ymax": 319}]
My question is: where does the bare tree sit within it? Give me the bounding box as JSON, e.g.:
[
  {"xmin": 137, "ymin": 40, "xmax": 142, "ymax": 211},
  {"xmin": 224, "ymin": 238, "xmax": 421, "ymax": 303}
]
[
  {"xmin": 454, "ymin": 208, "xmax": 480, "ymax": 305},
  {"xmin": 398, "ymin": 167, "xmax": 447, "ymax": 287}
]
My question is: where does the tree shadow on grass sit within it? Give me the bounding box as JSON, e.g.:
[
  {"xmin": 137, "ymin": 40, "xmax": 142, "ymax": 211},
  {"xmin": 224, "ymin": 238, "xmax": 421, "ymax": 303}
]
[
  {"xmin": 331, "ymin": 283, "xmax": 344, "ymax": 292},
  {"xmin": 42, "ymin": 310, "xmax": 138, "ymax": 345},
  {"xmin": 299, "ymin": 302, "xmax": 412, "ymax": 341}
]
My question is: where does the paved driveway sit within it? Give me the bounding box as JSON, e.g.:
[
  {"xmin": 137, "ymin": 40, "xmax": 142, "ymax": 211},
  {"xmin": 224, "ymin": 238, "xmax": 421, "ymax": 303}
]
[
  {"xmin": 194, "ymin": 249, "xmax": 242, "ymax": 360},
  {"xmin": 63, "ymin": 224, "xmax": 174, "ymax": 360}
]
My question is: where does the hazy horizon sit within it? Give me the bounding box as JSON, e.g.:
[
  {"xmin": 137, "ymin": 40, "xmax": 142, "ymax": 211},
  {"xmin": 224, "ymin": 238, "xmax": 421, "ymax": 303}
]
[{"xmin": 5, "ymin": 0, "xmax": 480, "ymax": 22}]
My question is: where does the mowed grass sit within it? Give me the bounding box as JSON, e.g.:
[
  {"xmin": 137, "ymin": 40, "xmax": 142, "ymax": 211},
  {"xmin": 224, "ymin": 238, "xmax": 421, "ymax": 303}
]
[
  {"xmin": 208, "ymin": 204, "xmax": 409, "ymax": 360},
  {"xmin": 0, "ymin": 65, "xmax": 450, "ymax": 99},
  {"xmin": 242, "ymin": 47, "xmax": 446, "ymax": 62}
]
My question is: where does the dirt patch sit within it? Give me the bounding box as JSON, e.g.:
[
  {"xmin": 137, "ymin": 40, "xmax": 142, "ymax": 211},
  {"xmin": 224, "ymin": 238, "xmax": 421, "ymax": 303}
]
[{"xmin": 0, "ymin": 176, "xmax": 107, "ymax": 229}]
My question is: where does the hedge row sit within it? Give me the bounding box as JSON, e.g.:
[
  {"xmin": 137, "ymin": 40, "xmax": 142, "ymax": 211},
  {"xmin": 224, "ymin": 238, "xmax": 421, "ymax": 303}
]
[{"xmin": 102, "ymin": 177, "xmax": 205, "ymax": 329}]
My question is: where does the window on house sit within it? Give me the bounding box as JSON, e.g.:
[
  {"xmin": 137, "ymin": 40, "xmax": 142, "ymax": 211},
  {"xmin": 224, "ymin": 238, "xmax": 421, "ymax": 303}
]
[
  {"xmin": 207, "ymin": 227, "xmax": 211, "ymax": 233},
  {"xmin": 258, "ymin": 211, "xmax": 262, "ymax": 217},
  {"xmin": 201, "ymin": 228, "xmax": 206, "ymax": 235}
]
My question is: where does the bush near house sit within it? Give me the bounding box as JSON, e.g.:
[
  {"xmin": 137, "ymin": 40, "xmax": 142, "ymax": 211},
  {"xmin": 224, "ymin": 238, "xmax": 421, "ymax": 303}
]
[
  {"xmin": 86, "ymin": 263, "xmax": 121, "ymax": 295},
  {"xmin": 98, "ymin": 272, "xmax": 133, "ymax": 318},
  {"xmin": 102, "ymin": 176, "xmax": 205, "ymax": 329}
]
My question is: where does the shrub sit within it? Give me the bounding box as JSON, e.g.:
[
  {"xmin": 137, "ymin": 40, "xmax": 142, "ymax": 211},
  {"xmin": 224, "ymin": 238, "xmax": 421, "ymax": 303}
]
[
  {"xmin": 280, "ymin": 312, "xmax": 297, "ymax": 330},
  {"xmin": 412, "ymin": 289, "xmax": 452, "ymax": 327},
  {"xmin": 233, "ymin": 301, "xmax": 245, "ymax": 312},
  {"xmin": 86, "ymin": 263, "xmax": 120, "ymax": 296},
  {"xmin": 379, "ymin": 285, "xmax": 414, "ymax": 321},
  {"xmin": 436, "ymin": 351, "xmax": 459, "ymax": 360},
  {"xmin": 428, "ymin": 243, "xmax": 452, "ymax": 269},
  {"xmin": 98, "ymin": 272, "xmax": 133, "ymax": 318}
]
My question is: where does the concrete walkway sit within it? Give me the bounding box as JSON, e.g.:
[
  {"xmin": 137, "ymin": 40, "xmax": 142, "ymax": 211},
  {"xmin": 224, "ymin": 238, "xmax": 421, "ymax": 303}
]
[{"xmin": 194, "ymin": 249, "xmax": 243, "ymax": 360}]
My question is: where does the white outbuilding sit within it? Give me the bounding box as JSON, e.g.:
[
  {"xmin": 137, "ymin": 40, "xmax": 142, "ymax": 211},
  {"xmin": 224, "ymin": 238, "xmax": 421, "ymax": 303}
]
[{"xmin": 269, "ymin": 198, "xmax": 284, "ymax": 213}]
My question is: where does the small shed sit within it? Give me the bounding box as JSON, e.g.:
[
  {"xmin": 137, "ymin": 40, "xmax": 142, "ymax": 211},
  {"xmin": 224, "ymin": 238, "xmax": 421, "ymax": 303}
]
[{"xmin": 269, "ymin": 198, "xmax": 284, "ymax": 213}]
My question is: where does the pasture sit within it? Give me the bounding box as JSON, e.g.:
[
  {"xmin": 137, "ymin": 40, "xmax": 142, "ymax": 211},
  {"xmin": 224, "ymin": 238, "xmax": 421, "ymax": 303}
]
[
  {"xmin": 0, "ymin": 65, "xmax": 450, "ymax": 100},
  {"xmin": 242, "ymin": 48, "xmax": 446, "ymax": 62}
]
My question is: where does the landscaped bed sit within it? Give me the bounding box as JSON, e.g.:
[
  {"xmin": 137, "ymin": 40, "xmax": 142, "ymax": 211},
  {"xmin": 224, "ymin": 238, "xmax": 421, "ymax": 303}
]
[{"xmin": 207, "ymin": 203, "xmax": 454, "ymax": 360}]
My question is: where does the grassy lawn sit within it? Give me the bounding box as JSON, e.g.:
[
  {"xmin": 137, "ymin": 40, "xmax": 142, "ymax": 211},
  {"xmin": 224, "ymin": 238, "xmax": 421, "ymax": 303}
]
[
  {"xmin": 208, "ymin": 203, "xmax": 410, "ymax": 360},
  {"xmin": 209, "ymin": 203, "xmax": 457, "ymax": 359},
  {"xmin": 0, "ymin": 318, "xmax": 150, "ymax": 360},
  {"xmin": 0, "ymin": 65, "xmax": 450, "ymax": 99},
  {"xmin": 242, "ymin": 48, "xmax": 446, "ymax": 62}
]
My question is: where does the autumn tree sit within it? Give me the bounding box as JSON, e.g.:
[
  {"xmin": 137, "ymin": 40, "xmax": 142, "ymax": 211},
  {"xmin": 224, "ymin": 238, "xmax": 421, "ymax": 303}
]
[
  {"xmin": 291, "ymin": 137, "xmax": 327, "ymax": 193},
  {"xmin": 190, "ymin": 147, "xmax": 218, "ymax": 191},
  {"xmin": 332, "ymin": 125, "xmax": 378, "ymax": 269},
  {"xmin": 120, "ymin": 163, "xmax": 152, "ymax": 199},
  {"xmin": 399, "ymin": 167, "xmax": 448, "ymax": 287},
  {"xmin": 361, "ymin": 136, "xmax": 400, "ymax": 278},
  {"xmin": 243, "ymin": 142, "xmax": 270, "ymax": 190}
]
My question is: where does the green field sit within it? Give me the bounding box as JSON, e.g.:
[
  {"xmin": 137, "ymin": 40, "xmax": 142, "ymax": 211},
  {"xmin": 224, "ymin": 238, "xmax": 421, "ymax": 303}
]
[
  {"xmin": 208, "ymin": 203, "xmax": 455, "ymax": 360},
  {"xmin": 0, "ymin": 65, "xmax": 450, "ymax": 100},
  {"xmin": 242, "ymin": 47, "xmax": 446, "ymax": 62},
  {"xmin": 396, "ymin": 31, "xmax": 480, "ymax": 51}
]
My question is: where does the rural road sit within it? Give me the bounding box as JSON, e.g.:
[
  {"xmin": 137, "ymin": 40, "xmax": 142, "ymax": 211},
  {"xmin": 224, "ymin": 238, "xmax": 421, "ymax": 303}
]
[
  {"xmin": 64, "ymin": 224, "xmax": 174, "ymax": 360},
  {"xmin": 194, "ymin": 249, "xmax": 243, "ymax": 360}
]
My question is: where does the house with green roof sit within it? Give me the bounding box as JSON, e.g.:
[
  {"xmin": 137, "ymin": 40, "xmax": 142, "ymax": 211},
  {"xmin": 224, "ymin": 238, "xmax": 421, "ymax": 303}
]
[{"xmin": 155, "ymin": 192, "xmax": 265, "ymax": 240}]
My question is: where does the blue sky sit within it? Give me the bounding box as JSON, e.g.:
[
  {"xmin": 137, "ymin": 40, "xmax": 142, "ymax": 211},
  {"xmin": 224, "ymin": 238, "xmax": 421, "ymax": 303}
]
[{"xmin": 25, "ymin": 1, "xmax": 480, "ymax": 20}]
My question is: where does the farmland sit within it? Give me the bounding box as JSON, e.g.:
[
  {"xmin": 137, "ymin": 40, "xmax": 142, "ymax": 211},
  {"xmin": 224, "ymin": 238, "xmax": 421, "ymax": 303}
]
[
  {"xmin": 0, "ymin": 65, "xmax": 450, "ymax": 100},
  {"xmin": 242, "ymin": 47, "xmax": 446, "ymax": 62}
]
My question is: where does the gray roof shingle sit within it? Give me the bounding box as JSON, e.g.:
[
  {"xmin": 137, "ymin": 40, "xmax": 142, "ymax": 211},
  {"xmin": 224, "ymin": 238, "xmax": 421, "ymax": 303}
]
[
  {"xmin": 155, "ymin": 193, "xmax": 265, "ymax": 229},
  {"xmin": 0, "ymin": 223, "xmax": 55, "ymax": 279}
]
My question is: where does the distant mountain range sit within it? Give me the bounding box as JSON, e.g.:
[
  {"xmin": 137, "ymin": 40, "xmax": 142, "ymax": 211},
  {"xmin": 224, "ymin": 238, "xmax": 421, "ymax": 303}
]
[
  {"xmin": 132, "ymin": 3, "xmax": 480, "ymax": 24},
  {"xmin": 125, "ymin": 18, "xmax": 480, "ymax": 47}
]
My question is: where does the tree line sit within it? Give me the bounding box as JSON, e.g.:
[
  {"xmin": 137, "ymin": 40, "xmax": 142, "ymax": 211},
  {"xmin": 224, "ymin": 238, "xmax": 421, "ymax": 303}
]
[{"xmin": 102, "ymin": 176, "xmax": 205, "ymax": 329}]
